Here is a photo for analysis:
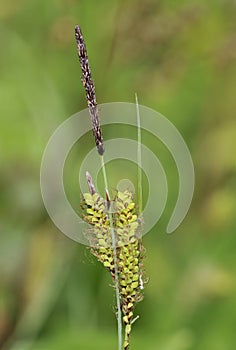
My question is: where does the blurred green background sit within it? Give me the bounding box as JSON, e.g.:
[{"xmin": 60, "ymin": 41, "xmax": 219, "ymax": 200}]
[{"xmin": 1, "ymin": 0, "xmax": 236, "ymax": 349}]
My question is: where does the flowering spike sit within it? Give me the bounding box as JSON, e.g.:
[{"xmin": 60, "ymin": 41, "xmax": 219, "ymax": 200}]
[
  {"xmin": 75, "ymin": 25, "xmax": 104, "ymax": 155},
  {"xmin": 81, "ymin": 189, "xmax": 146, "ymax": 350}
]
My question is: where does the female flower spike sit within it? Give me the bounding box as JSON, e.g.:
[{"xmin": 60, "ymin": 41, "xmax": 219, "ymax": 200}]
[{"xmin": 82, "ymin": 173, "xmax": 146, "ymax": 350}]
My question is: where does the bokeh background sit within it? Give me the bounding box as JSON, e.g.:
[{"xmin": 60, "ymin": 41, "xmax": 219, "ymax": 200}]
[{"xmin": 1, "ymin": 0, "xmax": 236, "ymax": 349}]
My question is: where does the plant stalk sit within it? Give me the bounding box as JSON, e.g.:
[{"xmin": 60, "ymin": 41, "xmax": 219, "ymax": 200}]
[
  {"xmin": 135, "ymin": 94, "xmax": 143, "ymax": 214},
  {"xmin": 100, "ymin": 155, "xmax": 123, "ymax": 350}
]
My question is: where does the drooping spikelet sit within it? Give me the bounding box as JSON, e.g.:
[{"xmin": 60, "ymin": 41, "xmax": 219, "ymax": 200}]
[
  {"xmin": 81, "ymin": 176, "xmax": 146, "ymax": 350},
  {"xmin": 114, "ymin": 191, "xmax": 145, "ymax": 350},
  {"xmin": 81, "ymin": 191, "xmax": 115, "ymax": 277}
]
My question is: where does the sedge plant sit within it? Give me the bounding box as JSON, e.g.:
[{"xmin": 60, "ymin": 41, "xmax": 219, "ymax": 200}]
[{"xmin": 75, "ymin": 25, "xmax": 146, "ymax": 350}]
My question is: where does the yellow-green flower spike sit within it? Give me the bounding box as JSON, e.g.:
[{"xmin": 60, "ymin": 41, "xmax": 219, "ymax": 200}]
[{"xmin": 81, "ymin": 189, "xmax": 146, "ymax": 350}]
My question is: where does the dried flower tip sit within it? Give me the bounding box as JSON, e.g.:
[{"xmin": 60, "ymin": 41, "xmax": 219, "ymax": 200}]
[
  {"xmin": 86, "ymin": 171, "xmax": 96, "ymax": 195},
  {"xmin": 75, "ymin": 25, "xmax": 104, "ymax": 155}
]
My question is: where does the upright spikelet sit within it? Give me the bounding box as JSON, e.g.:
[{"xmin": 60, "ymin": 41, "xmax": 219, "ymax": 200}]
[
  {"xmin": 75, "ymin": 25, "xmax": 104, "ymax": 155},
  {"xmin": 81, "ymin": 174, "xmax": 146, "ymax": 350}
]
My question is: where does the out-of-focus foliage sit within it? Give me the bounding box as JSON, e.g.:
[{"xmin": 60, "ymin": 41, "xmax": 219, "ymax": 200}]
[{"xmin": 0, "ymin": 0, "xmax": 236, "ymax": 349}]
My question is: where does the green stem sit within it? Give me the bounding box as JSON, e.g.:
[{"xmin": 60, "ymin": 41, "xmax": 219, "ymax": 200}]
[
  {"xmin": 135, "ymin": 93, "xmax": 143, "ymax": 214},
  {"xmin": 100, "ymin": 155, "xmax": 123, "ymax": 350}
]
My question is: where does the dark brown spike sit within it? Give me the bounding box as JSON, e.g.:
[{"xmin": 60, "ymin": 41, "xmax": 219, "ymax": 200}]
[{"xmin": 75, "ymin": 25, "xmax": 104, "ymax": 155}]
